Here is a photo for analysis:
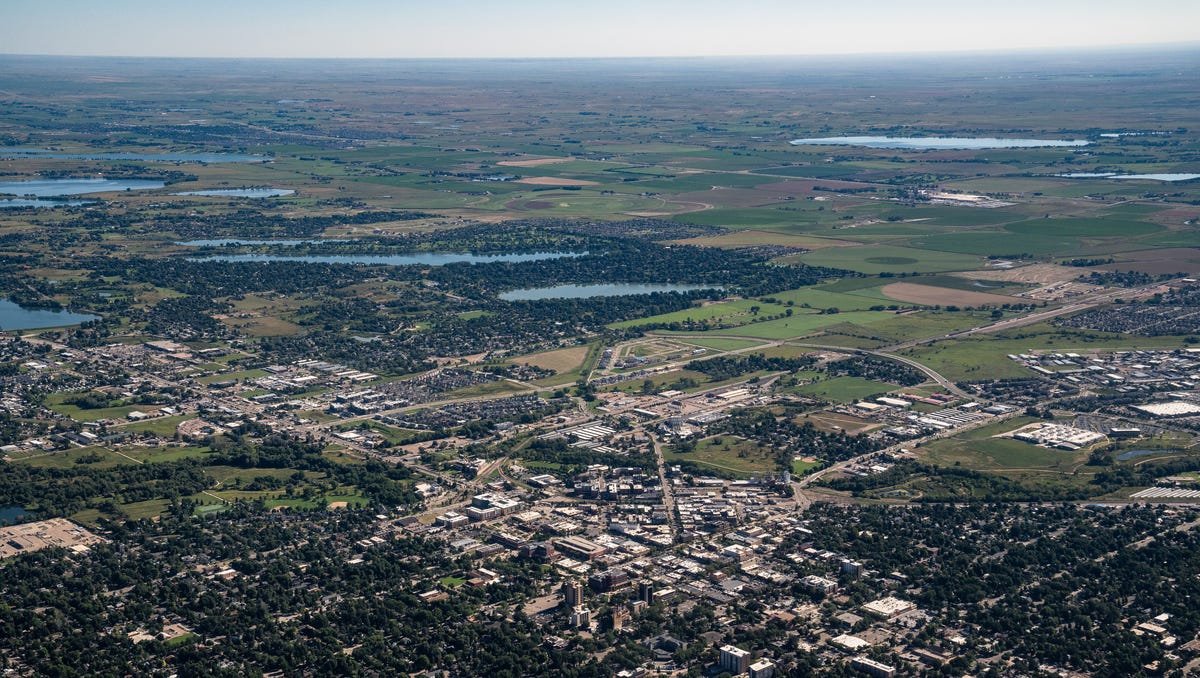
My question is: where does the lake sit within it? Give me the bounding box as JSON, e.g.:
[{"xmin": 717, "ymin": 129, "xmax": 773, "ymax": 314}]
[
  {"xmin": 0, "ymin": 178, "xmax": 165, "ymax": 197},
  {"xmin": 192, "ymin": 251, "xmax": 585, "ymax": 266},
  {"xmin": 789, "ymin": 136, "xmax": 1089, "ymax": 150},
  {"xmin": 173, "ymin": 188, "xmax": 295, "ymax": 198},
  {"xmin": 0, "ymin": 506, "xmax": 29, "ymax": 526},
  {"xmin": 500, "ymin": 283, "xmax": 719, "ymax": 301},
  {"xmin": 0, "ymin": 148, "xmax": 268, "ymax": 163},
  {"xmin": 0, "ymin": 198, "xmax": 91, "ymax": 209},
  {"xmin": 1060, "ymin": 173, "xmax": 1200, "ymax": 181},
  {"xmin": 0, "ymin": 299, "xmax": 99, "ymax": 330}
]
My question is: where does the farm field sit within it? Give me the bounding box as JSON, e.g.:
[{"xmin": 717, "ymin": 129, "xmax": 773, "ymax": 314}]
[{"xmin": 796, "ymin": 245, "xmax": 984, "ymax": 274}]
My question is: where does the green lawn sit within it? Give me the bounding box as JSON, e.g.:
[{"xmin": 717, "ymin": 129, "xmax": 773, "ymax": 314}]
[{"xmin": 791, "ymin": 458, "xmax": 822, "ymax": 475}]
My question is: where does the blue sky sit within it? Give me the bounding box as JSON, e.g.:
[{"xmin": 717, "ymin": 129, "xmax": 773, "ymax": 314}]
[{"xmin": 1, "ymin": 0, "xmax": 1197, "ymax": 58}]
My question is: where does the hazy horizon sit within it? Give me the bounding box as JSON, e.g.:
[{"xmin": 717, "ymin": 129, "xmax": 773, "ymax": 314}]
[{"xmin": 2, "ymin": 0, "xmax": 1199, "ymax": 60}]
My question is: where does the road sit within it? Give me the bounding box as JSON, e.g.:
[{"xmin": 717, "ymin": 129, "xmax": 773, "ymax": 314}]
[{"xmin": 649, "ymin": 436, "xmax": 678, "ymax": 538}]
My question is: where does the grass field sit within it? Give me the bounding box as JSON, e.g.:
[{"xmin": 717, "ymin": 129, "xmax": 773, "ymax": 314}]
[
  {"xmin": 512, "ymin": 345, "xmax": 590, "ymax": 373},
  {"xmin": 919, "ymin": 417, "xmax": 1107, "ymax": 482},
  {"xmin": 794, "ymin": 376, "xmax": 897, "ymax": 402},
  {"xmin": 695, "ymin": 310, "xmax": 895, "ymax": 340},
  {"xmin": 121, "ymin": 414, "xmax": 194, "ymax": 437},
  {"xmin": 45, "ymin": 394, "xmax": 144, "ymax": 422},
  {"xmin": 672, "ymin": 337, "xmax": 767, "ymax": 352},
  {"xmin": 664, "ymin": 435, "xmax": 779, "ymax": 477}
]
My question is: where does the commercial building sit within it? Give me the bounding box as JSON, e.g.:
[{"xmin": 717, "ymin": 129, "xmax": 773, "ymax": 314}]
[
  {"xmin": 800, "ymin": 575, "xmax": 838, "ymax": 595},
  {"xmin": 1134, "ymin": 401, "xmax": 1200, "ymax": 418},
  {"xmin": 851, "ymin": 656, "xmax": 897, "ymax": 678},
  {"xmin": 1011, "ymin": 423, "xmax": 1106, "ymax": 450},
  {"xmin": 862, "ymin": 596, "xmax": 916, "ymax": 618},
  {"xmin": 554, "ymin": 536, "xmax": 607, "ymax": 561}
]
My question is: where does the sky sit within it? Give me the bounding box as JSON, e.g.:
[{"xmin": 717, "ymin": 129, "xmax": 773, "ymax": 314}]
[{"xmin": 1, "ymin": 0, "xmax": 1198, "ymax": 59}]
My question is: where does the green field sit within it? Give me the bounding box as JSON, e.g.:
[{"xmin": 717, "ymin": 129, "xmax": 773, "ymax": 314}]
[
  {"xmin": 797, "ymin": 245, "xmax": 984, "ymax": 274},
  {"xmin": 794, "ymin": 376, "xmax": 897, "ymax": 403},
  {"xmin": 664, "ymin": 435, "xmax": 779, "ymax": 477},
  {"xmin": 691, "ymin": 310, "xmax": 895, "ymax": 340}
]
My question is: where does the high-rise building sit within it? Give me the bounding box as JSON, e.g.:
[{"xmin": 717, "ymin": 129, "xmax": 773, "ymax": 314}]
[
  {"xmin": 564, "ymin": 580, "xmax": 584, "ymax": 606},
  {"xmin": 719, "ymin": 645, "xmax": 751, "ymax": 675},
  {"xmin": 569, "ymin": 606, "xmax": 591, "ymax": 629},
  {"xmin": 638, "ymin": 580, "xmax": 655, "ymax": 604}
]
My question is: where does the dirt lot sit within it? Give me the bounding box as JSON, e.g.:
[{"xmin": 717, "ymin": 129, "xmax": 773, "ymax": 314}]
[
  {"xmin": 881, "ymin": 282, "xmax": 1015, "ymax": 307},
  {"xmin": 956, "ymin": 263, "xmax": 1080, "ymax": 284},
  {"xmin": 515, "ymin": 176, "xmax": 599, "ymax": 186},
  {"xmin": 514, "ymin": 345, "xmax": 589, "ymax": 374},
  {"xmin": 497, "ymin": 157, "xmax": 572, "ymax": 167}
]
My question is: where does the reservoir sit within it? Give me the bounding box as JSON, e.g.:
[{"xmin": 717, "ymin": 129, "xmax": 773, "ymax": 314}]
[
  {"xmin": 500, "ymin": 283, "xmax": 719, "ymax": 301},
  {"xmin": 789, "ymin": 136, "xmax": 1088, "ymax": 150},
  {"xmin": 0, "ymin": 178, "xmax": 165, "ymax": 197},
  {"xmin": 173, "ymin": 188, "xmax": 295, "ymax": 198},
  {"xmin": 0, "ymin": 299, "xmax": 98, "ymax": 331},
  {"xmin": 0, "ymin": 198, "xmax": 91, "ymax": 209},
  {"xmin": 1060, "ymin": 173, "xmax": 1200, "ymax": 182},
  {"xmin": 0, "ymin": 148, "xmax": 268, "ymax": 163},
  {"xmin": 192, "ymin": 251, "xmax": 585, "ymax": 266}
]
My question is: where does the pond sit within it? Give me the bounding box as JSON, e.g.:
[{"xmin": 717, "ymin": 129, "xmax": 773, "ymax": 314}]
[
  {"xmin": 0, "ymin": 148, "xmax": 268, "ymax": 163},
  {"xmin": 0, "ymin": 506, "xmax": 29, "ymax": 526},
  {"xmin": 0, "ymin": 198, "xmax": 91, "ymax": 209},
  {"xmin": 173, "ymin": 188, "xmax": 295, "ymax": 197},
  {"xmin": 789, "ymin": 136, "xmax": 1089, "ymax": 149},
  {"xmin": 191, "ymin": 251, "xmax": 585, "ymax": 266},
  {"xmin": 0, "ymin": 178, "xmax": 165, "ymax": 197},
  {"xmin": 0, "ymin": 299, "xmax": 99, "ymax": 331},
  {"xmin": 1115, "ymin": 449, "xmax": 1177, "ymax": 462},
  {"xmin": 499, "ymin": 283, "xmax": 719, "ymax": 301}
]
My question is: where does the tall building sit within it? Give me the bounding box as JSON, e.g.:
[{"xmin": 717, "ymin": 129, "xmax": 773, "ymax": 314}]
[
  {"xmin": 841, "ymin": 560, "xmax": 864, "ymax": 579},
  {"xmin": 719, "ymin": 645, "xmax": 751, "ymax": 675},
  {"xmin": 569, "ymin": 606, "xmax": 591, "ymax": 629},
  {"xmin": 564, "ymin": 580, "xmax": 584, "ymax": 606},
  {"xmin": 638, "ymin": 580, "xmax": 655, "ymax": 605},
  {"xmin": 610, "ymin": 606, "xmax": 629, "ymax": 631}
]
